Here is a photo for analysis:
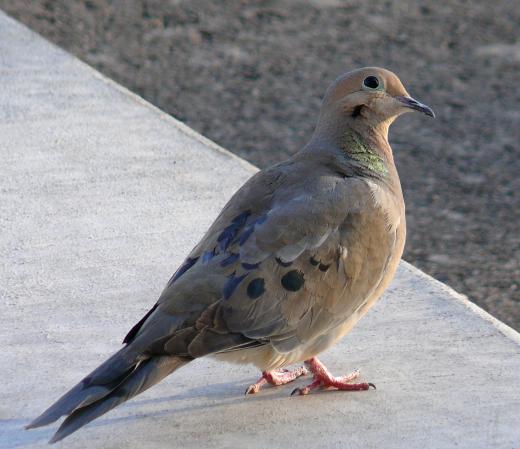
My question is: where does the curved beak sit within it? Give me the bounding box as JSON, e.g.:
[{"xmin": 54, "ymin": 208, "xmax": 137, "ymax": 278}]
[{"xmin": 396, "ymin": 96, "xmax": 435, "ymax": 118}]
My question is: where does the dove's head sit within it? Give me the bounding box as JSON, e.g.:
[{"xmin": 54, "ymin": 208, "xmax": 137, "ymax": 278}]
[
  {"xmin": 315, "ymin": 67, "xmax": 434, "ymax": 144},
  {"xmin": 323, "ymin": 67, "xmax": 434, "ymax": 121}
]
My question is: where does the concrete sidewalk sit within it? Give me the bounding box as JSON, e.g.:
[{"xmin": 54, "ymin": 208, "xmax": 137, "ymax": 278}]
[{"xmin": 1, "ymin": 11, "xmax": 519, "ymax": 449}]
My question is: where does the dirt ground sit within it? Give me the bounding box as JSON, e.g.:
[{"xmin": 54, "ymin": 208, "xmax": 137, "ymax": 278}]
[{"xmin": 2, "ymin": 1, "xmax": 519, "ymax": 329}]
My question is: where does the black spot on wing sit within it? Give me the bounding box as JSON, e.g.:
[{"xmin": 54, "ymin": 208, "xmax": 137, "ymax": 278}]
[
  {"xmin": 309, "ymin": 255, "xmax": 330, "ymax": 272},
  {"xmin": 223, "ymin": 273, "xmax": 249, "ymax": 300},
  {"xmin": 281, "ymin": 270, "xmax": 305, "ymax": 292},
  {"xmin": 276, "ymin": 257, "xmax": 292, "ymax": 267},
  {"xmin": 168, "ymin": 257, "xmax": 199, "ymax": 286},
  {"xmin": 247, "ymin": 278, "xmax": 265, "ymax": 299},
  {"xmin": 319, "ymin": 263, "xmax": 330, "ymax": 272},
  {"xmin": 242, "ymin": 261, "xmax": 261, "ymax": 270}
]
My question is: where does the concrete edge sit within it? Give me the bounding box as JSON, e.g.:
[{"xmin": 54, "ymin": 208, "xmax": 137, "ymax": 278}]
[
  {"xmin": 85, "ymin": 65, "xmax": 259, "ymax": 175},
  {"xmin": 402, "ymin": 260, "xmax": 520, "ymax": 345}
]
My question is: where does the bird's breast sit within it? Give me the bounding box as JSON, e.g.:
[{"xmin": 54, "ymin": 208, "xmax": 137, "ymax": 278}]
[{"xmin": 326, "ymin": 179, "xmax": 405, "ymax": 324}]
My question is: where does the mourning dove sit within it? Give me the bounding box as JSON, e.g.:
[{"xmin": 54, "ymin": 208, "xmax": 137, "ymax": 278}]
[{"xmin": 27, "ymin": 67, "xmax": 434, "ymax": 443}]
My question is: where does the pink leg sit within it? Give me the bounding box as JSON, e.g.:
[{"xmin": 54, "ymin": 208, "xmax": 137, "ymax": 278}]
[
  {"xmin": 291, "ymin": 357, "xmax": 375, "ymax": 396},
  {"xmin": 245, "ymin": 366, "xmax": 308, "ymax": 395}
]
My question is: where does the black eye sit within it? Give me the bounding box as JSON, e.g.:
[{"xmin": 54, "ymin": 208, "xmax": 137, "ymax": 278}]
[{"xmin": 363, "ymin": 76, "xmax": 380, "ymax": 89}]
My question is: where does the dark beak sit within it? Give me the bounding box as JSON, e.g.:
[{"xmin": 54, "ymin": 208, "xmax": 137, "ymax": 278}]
[{"xmin": 396, "ymin": 96, "xmax": 435, "ymax": 118}]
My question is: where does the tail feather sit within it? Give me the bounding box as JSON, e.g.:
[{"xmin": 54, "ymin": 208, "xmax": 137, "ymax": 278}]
[
  {"xmin": 49, "ymin": 356, "xmax": 187, "ymax": 444},
  {"xmin": 26, "ymin": 346, "xmax": 139, "ymax": 430}
]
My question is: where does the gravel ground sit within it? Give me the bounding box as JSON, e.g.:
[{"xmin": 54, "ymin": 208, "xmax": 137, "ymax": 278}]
[{"xmin": 2, "ymin": 1, "xmax": 519, "ymax": 329}]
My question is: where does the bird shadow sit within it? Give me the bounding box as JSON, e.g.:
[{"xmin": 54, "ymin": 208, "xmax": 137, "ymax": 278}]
[
  {"xmin": 91, "ymin": 377, "xmax": 291, "ymax": 429},
  {"xmin": 12, "ymin": 377, "xmax": 300, "ymax": 445},
  {"xmin": 0, "ymin": 419, "xmax": 53, "ymax": 449}
]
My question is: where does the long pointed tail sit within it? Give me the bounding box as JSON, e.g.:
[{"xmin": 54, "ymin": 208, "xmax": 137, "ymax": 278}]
[{"xmin": 27, "ymin": 348, "xmax": 188, "ymax": 443}]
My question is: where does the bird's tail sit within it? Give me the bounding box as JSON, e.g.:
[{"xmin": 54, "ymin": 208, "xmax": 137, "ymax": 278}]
[{"xmin": 26, "ymin": 346, "xmax": 188, "ymax": 443}]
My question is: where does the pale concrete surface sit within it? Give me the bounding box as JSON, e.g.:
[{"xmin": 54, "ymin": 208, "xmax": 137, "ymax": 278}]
[{"xmin": 1, "ymin": 11, "xmax": 519, "ymax": 449}]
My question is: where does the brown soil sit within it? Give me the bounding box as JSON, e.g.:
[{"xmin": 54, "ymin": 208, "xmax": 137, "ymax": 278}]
[{"xmin": 2, "ymin": 1, "xmax": 519, "ymax": 329}]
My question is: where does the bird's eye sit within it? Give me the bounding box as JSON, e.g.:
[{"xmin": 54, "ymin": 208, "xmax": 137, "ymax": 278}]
[{"xmin": 363, "ymin": 76, "xmax": 380, "ymax": 89}]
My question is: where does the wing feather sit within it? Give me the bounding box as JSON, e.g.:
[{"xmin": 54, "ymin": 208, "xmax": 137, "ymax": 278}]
[{"xmin": 122, "ymin": 158, "xmax": 370, "ymax": 357}]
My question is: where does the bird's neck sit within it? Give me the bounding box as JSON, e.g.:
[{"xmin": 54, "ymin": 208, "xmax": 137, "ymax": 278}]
[{"xmin": 308, "ymin": 113, "xmax": 396, "ymax": 177}]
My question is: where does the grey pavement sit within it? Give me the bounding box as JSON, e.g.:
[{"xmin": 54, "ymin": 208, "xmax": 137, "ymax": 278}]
[{"xmin": 1, "ymin": 11, "xmax": 519, "ymax": 449}]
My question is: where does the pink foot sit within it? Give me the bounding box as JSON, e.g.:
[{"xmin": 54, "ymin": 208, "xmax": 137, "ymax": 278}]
[
  {"xmin": 291, "ymin": 357, "xmax": 375, "ymax": 396},
  {"xmin": 245, "ymin": 366, "xmax": 308, "ymax": 395}
]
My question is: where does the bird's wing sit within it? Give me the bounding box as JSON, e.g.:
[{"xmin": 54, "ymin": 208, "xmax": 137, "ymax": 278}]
[{"xmin": 124, "ymin": 157, "xmax": 371, "ymax": 357}]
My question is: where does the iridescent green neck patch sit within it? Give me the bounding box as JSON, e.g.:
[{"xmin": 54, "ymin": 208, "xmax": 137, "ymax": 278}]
[{"xmin": 341, "ymin": 130, "xmax": 388, "ymax": 176}]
